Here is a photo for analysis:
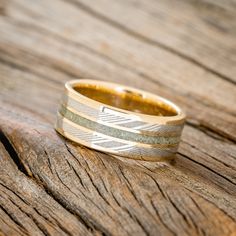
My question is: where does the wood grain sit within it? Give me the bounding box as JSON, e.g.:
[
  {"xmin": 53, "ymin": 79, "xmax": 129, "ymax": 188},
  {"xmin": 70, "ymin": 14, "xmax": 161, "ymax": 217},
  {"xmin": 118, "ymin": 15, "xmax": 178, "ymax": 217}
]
[
  {"xmin": 0, "ymin": 140, "xmax": 93, "ymax": 236},
  {"xmin": 0, "ymin": 0, "xmax": 236, "ymax": 235},
  {"xmin": 72, "ymin": 0, "xmax": 236, "ymax": 83}
]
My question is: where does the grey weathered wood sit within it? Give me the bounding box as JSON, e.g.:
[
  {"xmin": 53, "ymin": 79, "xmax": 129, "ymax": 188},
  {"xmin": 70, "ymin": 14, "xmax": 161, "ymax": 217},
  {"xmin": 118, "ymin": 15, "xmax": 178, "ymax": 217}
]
[{"xmin": 0, "ymin": 0, "xmax": 236, "ymax": 235}]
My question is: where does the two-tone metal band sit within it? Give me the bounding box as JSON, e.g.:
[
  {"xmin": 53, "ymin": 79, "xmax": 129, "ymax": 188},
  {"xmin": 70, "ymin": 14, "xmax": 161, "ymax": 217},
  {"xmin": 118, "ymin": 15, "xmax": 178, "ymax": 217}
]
[{"xmin": 55, "ymin": 80, "xmax": 185, "ymax": 161}]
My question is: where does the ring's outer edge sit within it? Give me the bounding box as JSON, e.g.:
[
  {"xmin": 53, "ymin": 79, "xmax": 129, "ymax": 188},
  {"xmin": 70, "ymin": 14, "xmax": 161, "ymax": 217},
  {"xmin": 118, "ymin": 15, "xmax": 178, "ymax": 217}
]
[{"xmin": 55, "ymin": 79, "xmax": 186, "ymax": 161}]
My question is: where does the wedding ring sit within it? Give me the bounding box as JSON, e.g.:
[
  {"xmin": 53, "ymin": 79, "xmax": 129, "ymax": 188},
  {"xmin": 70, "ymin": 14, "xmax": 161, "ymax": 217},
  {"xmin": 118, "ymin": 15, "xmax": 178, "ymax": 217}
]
[{"xmin": 55, "ymin": 79, "xmax": 185, "ymax": 161}]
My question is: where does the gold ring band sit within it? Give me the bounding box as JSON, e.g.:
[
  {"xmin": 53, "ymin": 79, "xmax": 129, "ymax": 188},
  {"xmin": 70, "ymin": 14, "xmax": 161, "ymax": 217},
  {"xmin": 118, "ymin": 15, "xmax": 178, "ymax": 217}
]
[{"xmin": 55, "ymin": 79, "xmax": 186, "ymax": 161}]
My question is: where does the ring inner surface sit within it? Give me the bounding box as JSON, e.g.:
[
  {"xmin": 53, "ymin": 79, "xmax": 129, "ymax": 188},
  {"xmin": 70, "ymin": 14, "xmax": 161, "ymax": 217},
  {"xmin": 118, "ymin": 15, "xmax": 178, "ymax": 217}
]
[{"xmin": 74, "ymin": 84, "xmax": 177, "ymax": 116}]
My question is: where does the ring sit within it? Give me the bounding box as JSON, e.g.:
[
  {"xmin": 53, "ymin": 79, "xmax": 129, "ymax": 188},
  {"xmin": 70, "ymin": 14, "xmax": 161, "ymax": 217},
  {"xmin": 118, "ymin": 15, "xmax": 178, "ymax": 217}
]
[{"xmin": 55, "ymin": 79, "xmax": 186, "ymax": 161}]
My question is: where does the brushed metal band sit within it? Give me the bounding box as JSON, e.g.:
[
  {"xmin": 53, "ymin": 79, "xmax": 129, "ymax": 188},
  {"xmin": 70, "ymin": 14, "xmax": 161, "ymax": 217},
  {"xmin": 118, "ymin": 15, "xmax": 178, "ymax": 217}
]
[{"xmin": 55, "ymin": 79, "xmax": 186, "ymax": 161}]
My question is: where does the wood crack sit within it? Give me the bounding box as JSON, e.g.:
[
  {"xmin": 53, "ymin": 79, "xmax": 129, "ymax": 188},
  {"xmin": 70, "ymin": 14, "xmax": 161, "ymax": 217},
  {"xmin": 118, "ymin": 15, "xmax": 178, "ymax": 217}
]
[
  {"xmin": 182, "ymin": 140, "xmax": 236, "ymax": 171},
  {"xmin": 178, "ymin": 152, "xmax": 236, "ymax": 186},
  {"xmin": 0, "ymin": 130, "xmax": 29, "ymax": 176},
  {"xmin": 7, "ymin": 198, "xmax": 50, "ymax": 236},
  {"xmin": 145, "ymin": 173, "xmax": 167, "ymax": 200},
  {"xmin": 184, "ymin": 187, "xmax": 236, "ymax": 222},
  {"xmin": 44, "ymin": 150, "xmax": 54, "ymax": 176},
  {"xmin": 117, "ymin": 166, "xmax": 141, "ymax": 205},
  {"xmin": 150, "ymin": 199, "xmax": 177, "ymax": 236},
  {"xmin": 64, "ymin": 144, "xmax": 136, "ymax": 236},
  {"xmin": 0, "ymin": 204, "xmax": 28, "ymax": 235},
  {"xmin": 44, "ymin": 148, "xmax": 113, "ymax": 235},
  {"xmin": 35, "ymin": 174, "xmax": 101, "ymax": 234},
  {"xmin": 165, "ymin": 192, "xmax": 192, "ymax": 229},
  {"xmin": 0, "ymin": 182, "xmax": 29, "ymax": 207},
  {"xmin": 186, "ymin": 121, "xmax": 236, "ymax": 144},
  {"xmin": 64, "ymin": 158, "xmax": 87, "ymax": 190}
]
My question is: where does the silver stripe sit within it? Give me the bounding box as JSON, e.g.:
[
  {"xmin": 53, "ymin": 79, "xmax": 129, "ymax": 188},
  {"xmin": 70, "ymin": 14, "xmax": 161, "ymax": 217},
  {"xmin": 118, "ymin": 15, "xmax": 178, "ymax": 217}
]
[
  {"xmin": 56, "ymin": 115, "xmax": 177, "ymax": 158},
  {"xmin": 62, "ymin": 95, "xmax": 183, "ymax": 135}
]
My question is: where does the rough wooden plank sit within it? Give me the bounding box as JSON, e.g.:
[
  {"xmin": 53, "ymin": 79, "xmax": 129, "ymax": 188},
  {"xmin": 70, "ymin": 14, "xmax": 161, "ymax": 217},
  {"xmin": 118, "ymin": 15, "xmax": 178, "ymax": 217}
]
[
  {"xmin": 0, "ymin": 141, "xmax": 94, "ymax": 236},
  {"xmin": 0, "ymin": 63, "xmax": 236, "ymax": 235},
  {"xmin": 0, "ymin": 0, "xmax": 236, "ymax": 235},
  {"xmin": 1, "ymin": 103, "xmax": 236, "ymax": 236}
]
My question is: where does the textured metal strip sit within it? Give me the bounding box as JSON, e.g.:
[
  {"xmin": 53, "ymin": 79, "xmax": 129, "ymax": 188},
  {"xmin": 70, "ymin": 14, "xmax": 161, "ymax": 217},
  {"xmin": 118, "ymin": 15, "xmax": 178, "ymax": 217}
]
[
  {"xmin": 61, "ymin": 94, "xmax": 183, "ymax": 134},
  {"xmin": 55, "ymin": 114, "xmax": 177, "ymax": 159},
  {"xmin": 59, "ymin": 105, "xmax": 181, "ymax": 145}
]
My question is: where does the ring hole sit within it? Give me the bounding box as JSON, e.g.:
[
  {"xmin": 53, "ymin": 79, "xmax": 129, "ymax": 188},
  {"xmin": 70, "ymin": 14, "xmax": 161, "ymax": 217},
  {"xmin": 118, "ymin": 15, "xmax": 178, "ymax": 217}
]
[{"xmin": 74, "ymin": 84, "xmax": 177, "ymax": 116}]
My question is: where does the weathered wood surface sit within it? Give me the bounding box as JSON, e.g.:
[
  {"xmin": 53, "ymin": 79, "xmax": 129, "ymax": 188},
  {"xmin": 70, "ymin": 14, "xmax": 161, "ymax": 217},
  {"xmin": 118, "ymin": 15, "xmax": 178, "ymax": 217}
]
[{"xmin": 0, "ymin": 0, "xmax": 236, "ymax": 235}]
